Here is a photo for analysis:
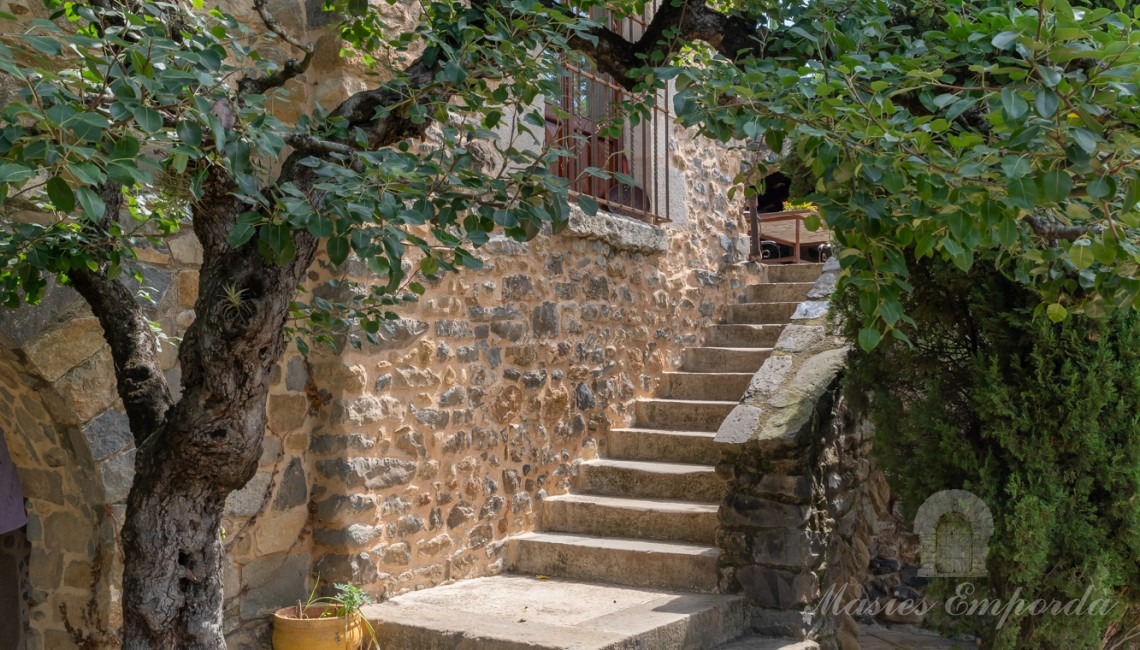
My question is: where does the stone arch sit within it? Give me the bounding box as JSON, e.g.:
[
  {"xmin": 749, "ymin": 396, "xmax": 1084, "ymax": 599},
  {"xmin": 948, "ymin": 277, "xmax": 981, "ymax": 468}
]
[
  {"xmin": 914, "ymin": 489, "xmax": 993, "ymax": 578},
  {"xmin": 0, "ymin": 291, "xmax": 129, "ymax": 649}
]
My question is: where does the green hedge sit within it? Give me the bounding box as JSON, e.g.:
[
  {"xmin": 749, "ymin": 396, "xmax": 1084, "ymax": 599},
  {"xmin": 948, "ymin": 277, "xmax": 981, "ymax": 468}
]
[{"xmin": 839, "ymin": 256, "xmax": 1140, "ymax": 649}]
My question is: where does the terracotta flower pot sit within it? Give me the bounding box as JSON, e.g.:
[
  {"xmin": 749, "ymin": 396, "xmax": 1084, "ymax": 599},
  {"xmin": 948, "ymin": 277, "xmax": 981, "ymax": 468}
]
[{"xmin": 272, "ymin": 605, "xmax": 364, "ymax": 650}]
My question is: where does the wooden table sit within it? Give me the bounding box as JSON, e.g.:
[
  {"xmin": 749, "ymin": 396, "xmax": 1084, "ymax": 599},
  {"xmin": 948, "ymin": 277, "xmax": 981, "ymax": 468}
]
[{"xmin": 753, "ymin": 210, "xmax": 831, "ymax": 263}]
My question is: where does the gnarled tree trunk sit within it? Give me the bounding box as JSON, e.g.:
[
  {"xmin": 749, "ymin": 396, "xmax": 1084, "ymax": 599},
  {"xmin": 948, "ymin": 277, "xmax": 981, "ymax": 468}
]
[{"xmin": 116, "ymin": 173, "xmax": 319, "ymax": 648}]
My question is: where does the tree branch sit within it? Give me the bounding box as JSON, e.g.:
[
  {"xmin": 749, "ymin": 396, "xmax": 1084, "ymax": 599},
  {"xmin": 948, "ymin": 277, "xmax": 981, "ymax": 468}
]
[
  {"xmin": 539, "ymin": 0, "xmax": 770, "ymax": 91},
  {"xmin": 237, "ymin": 0, "xmax": 315, "ymax": 96},
  {"xmin": 69, "ymin": 182, "xmax": 174, "ymax": 444},
  {"xmin": 1026, "ymin": 215, "xmax": 1105, "ymax": 242},
  {"xmin": 328, "ymin": 57, "xmax": 440, "ymax": 149},
  {"xmin": 284, "ymin": 133, "xmax": 362, "ymax": 159}
]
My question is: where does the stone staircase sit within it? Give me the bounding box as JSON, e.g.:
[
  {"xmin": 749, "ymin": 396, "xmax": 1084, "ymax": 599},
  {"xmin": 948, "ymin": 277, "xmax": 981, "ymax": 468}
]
[{"xmin": 366, "ymin": 264, "xmax": 824, "ymax": 650}]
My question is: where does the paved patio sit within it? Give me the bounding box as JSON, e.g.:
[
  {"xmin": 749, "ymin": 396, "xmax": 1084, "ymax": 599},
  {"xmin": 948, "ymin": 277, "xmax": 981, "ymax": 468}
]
[{"xmin": 857, "ymin": 624, "xmax": 975, "ymax": 649}]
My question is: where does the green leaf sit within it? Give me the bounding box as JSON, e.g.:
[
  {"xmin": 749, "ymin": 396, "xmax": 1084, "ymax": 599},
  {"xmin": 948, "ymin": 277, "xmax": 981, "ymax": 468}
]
[
  {"xmin": 327, "ymin": 235, "xmax": 350, "ymax": 265},
  {"xmin": 75, "ymin": 186, "xmax": 105, "ymax": 220},
  {"xmin": 991, "ymin": 31, "xmax": 1020, "ymax": 50},
  {"xmin": 1046, "ymin": 302, "xmax": 1067, "ymax": 323},
  {"xmin": 1037, "ymin": 170, "xmax": 1072, "ymax": 204},
  {"xmin": 1034, "ymin": 88, "xmax": 1058, "ymax": 118},
  {"xmin": 1072, "ymin": 128, "xmax": 1097, "ymax": 154},
  {"xmin": 997, "ymin": 218, "xmax": 1019, "ymax": 247},
  {"xmin": 858, "ymin": 327, "xmax": 882, "ymax": 351},
  {"xmin": 112, "ymin": 136, "xmax": 141, "ymax": 161},
  {"xmin": 46, "ymin": 176, "xmax": 75, "ymax": 212},
  {"xmin": 177, "ymin": 120, "xmax": 202, "ymax": 147},
  {"xmin": 0, "ymin": 163, "xmax": 35, "ymax": 184},
  {"xmin": 1000, "ymin": 88, "xmax": 1029, "ymax": 120},
  {"xmin": 1124, "ymin": 177, "xmax": 1140, "ymax": 211},
  {"xmin": 69, "ymin": 112, "xmax": 109, "ymax": 142},
  {"xmin": 1007, "ymin": 176, "xmax": 1039, "ymax": 209},
  {"xmin": 68, "ymin": 162, "xmax": 103, "ymax": 186},
  {"xmin": 948, "ymin": 211, "xmax": 972, "ymax": 241},
  {"xmin": 228, "ymin": 212, "xmax": 261, "ymax": 248},
  {"xmin": 1038, "ymin": 66, "xmax": 1062, "ymax": 88},
  {"xmin": 308, "ymin": 212, "xmax": 334, "ymax": 239},
  {"xmin": 1086, "ymin": 176, "xmax": 1116, "ymax": 200},
  {"xmin": 577, "ymin": 194, "xmax": 598, "ymax": 216},
  {"xmin": 1001, "ymin": 156, "xmax": 1030, "ymax": 179},
  {"xmin": 261, "ymin": 224, "xmax": 296, "ymax": 266},
  {"xmin": 946, "ymin": 97, "xmax": 978, "ymax": 121},
  {"xmin": 131, "ymin": 106, "xmax": 163, "ymax": 133},
  {"xmin": 1090, "ymin": 237, "xmax": 1117, "ymax": 265},
  {"xmin": 1069, "ymin": 240, "xmax": 1094, "ymax": 270},
  {"xmin": 23, "ymin": 35, "xmax": 61, "ymax": 56}
]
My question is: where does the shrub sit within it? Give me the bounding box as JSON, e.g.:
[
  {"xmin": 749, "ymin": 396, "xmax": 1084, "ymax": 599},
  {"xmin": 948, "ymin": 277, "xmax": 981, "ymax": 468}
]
[{"xmin": 839, "ymin": 255, "xmax": 1140, "ymax": 649}]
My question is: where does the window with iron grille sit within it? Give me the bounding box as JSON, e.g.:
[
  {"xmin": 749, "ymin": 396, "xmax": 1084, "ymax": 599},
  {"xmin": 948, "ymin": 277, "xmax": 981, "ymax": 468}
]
[{"xmin": 544, "ymin": 9, "xmax": 673, "ymax": 225}]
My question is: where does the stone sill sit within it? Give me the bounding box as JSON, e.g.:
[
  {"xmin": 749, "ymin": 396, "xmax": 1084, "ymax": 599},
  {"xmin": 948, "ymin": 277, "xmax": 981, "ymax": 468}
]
[{"xmin": 561, "ymin": 204, "xmax": 667, "ymax": 254}]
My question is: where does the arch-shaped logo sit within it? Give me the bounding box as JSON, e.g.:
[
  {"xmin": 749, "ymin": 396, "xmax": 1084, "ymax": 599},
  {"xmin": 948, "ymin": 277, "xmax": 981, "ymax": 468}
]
[{"xmin": 914, "ymin": 489, "xmax": 993, "ymax": 577}]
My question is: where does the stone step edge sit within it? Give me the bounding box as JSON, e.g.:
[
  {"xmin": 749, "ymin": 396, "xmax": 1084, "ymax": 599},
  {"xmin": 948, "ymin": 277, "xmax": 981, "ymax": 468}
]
[
  {"xmin": 543, "ymin": 493, "xmax": 720, "ymax": 512},
  {"xmin": 636, "ymin": 398, "xmax": 741, "ymax": 406},
  {"xmin": 609, "ymin": 427, "xmax": 719, "ymax": 438},
  {"xmin": 581, "ymin": 458, "xmax": 718, "ymax": 474},
  {"xmin": 511, "ymin": 531, "xmax": 720, "ymax": 557}
]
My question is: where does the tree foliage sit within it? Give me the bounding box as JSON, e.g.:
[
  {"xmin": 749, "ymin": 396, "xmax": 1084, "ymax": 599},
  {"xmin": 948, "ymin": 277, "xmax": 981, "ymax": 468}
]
[
  {"xmin": 670, "ymin": 0, "xmax": 1140, "ymax": 348},
  {"xmin": 0, "ymin": 0, "xmax": 594, "ymax": 351}
]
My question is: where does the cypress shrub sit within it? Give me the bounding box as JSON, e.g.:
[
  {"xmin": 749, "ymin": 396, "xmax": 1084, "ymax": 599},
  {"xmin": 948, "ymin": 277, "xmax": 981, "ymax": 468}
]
[{"xmin": 840, "ymin": 256, "xmax": 1140, "ymax": 648}]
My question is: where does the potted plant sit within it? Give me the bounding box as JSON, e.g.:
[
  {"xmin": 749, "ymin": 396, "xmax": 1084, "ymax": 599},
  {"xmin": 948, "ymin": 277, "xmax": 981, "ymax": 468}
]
[{"xmin": 272, "ymin": 580, "xmax": 379, "ymax": 650}]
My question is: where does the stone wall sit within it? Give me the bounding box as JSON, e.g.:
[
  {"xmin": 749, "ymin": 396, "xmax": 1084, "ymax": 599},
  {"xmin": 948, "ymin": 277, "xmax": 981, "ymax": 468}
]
[
  {"xmin": 713, "ymin": 259, "xmax": 927, "ymax": 650},
  {"xmin": 0, "ymin": 346, "xmax": 122, "ymax": 650},
  {"xmin": 0, "ymin": 1, "xmax": 762, "ymax": 647},
  {"xmin": 713, "ymin": 258, "xmax": 848, "ymax": 646}
]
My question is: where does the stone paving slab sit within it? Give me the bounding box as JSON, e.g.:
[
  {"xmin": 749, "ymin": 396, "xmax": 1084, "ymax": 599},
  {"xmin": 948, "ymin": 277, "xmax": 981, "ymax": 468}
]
[
  {"xmin": 364, "ymin": 574, "xmax": 747, "ymax": 649},
  {"xmin": 857, "ymin": 624, "xmax": 973, "ymax": 649},
  {"xmin": 713, "ymin": 635, "xmax": 819, "ymax": 649}
]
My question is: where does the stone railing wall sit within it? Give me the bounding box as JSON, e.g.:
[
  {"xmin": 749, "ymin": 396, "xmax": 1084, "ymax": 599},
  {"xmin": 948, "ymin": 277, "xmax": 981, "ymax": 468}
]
[
  {"xmin": 713, "ymin": 258, "xmax": 924, "ymax": 650},
  {"xmin": 713, "ymin": 258, "xmax": 847, "ymax": 645}
]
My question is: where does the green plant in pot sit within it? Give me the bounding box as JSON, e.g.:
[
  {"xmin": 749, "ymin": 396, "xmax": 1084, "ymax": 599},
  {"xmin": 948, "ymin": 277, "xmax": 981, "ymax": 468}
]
[{"xmin": 272, "ymin": 580, "xmax": 379, "ymax": 650}]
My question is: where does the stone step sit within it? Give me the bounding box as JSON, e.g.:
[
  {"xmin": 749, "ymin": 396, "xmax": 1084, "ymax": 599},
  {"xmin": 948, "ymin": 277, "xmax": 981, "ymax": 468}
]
[
  {"xmin": 706, "ymin": 324, "xmax": 784, "ymax": 349},
  {"xmin": 578, "ymin": 459, "xmax": 725, "ymax": 502},
  {"xmin": 765, "ymin": 263, "xmax": 824, "ymax": 284},
  {"xmin": 509, "ymin": 533, "xmax": 721, "ymax": 593},
  {"xmin": 713, "ymin": 635, "xmax": 820, "ymax": 650},
  {"xmin": 681, "ymin": 347, "xmax": 773, "ymax": 373},
  {"xmin": 635, "ymin": 398, "xmax": 737, "ymax": 431},
  {"xmin": 746, "ymin": 282, "xmax": 815, "ymax": 303},
  {"xmin": 724, "ymin": 302, "xmax": 799, "ymax": 325},
  {"xmin": 661, "ymin": 371, "xmax": 754, "ymax": 401},
  {"xmin": 608, "ymin": 427, "xmax": 721, "ymax": 465},
  {"xmin": 541, "ymin": 494, "xmax": 719, "ymax": 544},
  {"xmin": 366, "ymin": 575, "xmax": 747, "ymax": 650}
]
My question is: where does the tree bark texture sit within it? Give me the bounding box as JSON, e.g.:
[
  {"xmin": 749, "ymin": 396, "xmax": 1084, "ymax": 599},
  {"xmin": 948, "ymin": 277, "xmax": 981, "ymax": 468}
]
[{"xmin": 119, "ymin": 169, "xmax": 319, "ymax": 648}]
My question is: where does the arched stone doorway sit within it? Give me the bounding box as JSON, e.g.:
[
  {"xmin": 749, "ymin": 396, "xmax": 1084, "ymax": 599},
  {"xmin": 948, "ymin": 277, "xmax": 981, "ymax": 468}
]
[{"xmin": 0, "ymin": 294, "xmax": 129, "ymax": 649}]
